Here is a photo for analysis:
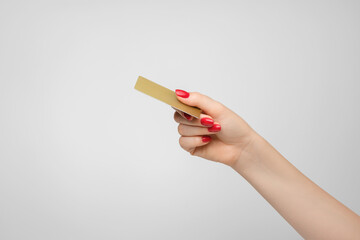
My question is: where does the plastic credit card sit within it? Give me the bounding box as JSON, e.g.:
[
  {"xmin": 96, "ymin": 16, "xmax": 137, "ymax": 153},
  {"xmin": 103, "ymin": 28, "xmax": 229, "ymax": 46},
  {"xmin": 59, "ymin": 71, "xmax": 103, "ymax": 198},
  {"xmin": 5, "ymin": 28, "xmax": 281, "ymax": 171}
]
[{"xmin": 134, "ymin": 76, "xmax": 202, "ymax": 118}]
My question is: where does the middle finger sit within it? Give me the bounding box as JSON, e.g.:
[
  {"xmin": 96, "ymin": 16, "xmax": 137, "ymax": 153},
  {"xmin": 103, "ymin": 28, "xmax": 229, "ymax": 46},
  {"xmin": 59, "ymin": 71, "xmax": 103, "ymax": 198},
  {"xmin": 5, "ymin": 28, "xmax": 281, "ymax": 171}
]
[{"xmin": 174, "ymin": 112, "xmax": 215, "ymax": 127}]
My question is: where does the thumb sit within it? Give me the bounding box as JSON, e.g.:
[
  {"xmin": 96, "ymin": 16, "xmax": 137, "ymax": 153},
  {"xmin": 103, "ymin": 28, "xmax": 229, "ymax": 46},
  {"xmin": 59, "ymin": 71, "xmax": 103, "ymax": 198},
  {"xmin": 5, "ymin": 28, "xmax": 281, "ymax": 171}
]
[{"xmin": 175, "ymin": 89, "xmax": 225, "ymax": 118}]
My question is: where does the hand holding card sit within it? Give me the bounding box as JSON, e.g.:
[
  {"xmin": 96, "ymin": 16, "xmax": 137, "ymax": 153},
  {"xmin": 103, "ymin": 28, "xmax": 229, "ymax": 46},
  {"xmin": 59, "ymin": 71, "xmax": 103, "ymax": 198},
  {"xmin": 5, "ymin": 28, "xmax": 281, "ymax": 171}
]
[{"xmin": 133, "ymin": 78, "xmax": 360, "ymax": 240}]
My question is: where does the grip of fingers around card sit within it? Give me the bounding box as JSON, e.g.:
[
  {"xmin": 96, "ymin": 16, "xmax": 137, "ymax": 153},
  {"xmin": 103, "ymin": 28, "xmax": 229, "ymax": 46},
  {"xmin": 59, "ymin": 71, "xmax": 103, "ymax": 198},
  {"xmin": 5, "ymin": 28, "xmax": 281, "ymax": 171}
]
[
  {"xmin": 174, "ymin": 90, "xmax": 223, "ymax": 156},
  {"xmin": 173, "ymin": 89, "xmax": 256, "ymax": 167}
]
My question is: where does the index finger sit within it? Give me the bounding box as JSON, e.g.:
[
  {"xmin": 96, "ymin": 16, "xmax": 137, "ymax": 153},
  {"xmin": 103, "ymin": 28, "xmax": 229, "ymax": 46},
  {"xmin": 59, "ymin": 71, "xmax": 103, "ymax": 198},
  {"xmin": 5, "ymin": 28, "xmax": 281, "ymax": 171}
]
[{"xmin": 171, "ymin": 107, "xmax": 193, "ymax": 121}]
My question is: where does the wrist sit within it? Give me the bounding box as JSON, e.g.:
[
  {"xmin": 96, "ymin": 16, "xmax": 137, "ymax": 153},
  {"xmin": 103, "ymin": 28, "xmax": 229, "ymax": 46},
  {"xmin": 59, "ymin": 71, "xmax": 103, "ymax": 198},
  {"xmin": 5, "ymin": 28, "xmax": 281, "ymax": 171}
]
[
  {"xmin": 231, "ymin": 132, "xmax": 272, "ymax": 176},
  {"xmin": 232, "ymin": 131, "xmax": 295, "ymax": 183}
]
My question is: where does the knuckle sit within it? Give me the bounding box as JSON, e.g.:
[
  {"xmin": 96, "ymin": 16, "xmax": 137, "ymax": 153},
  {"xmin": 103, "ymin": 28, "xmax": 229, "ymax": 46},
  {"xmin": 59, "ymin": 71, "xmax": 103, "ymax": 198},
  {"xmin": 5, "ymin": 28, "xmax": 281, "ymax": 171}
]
[
  {"xmin": 178, "ymin": 137, "xmax": 186, "ymax": 149},
  {"xmin": 191, "ymin": 92, "xmax": 201, "ymax": 100},
  {"xmin": 177, "ymin": 124, "xmax": 183, "ymax": 135},
  {"xmin": 174, "ymin": 114, "xmax": 181, "ymax": 123}
]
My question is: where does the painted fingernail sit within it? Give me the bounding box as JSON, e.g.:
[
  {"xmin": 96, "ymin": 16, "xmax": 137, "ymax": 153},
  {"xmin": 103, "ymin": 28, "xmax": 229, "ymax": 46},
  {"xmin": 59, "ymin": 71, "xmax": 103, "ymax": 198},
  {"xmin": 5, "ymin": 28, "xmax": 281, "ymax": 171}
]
[
  {"xmin": 200, "ymin": 117, "xmax": 214, "ymax": 126},
  {"xmin": 202, "ymin": 136, "xmax": 212, "ymax": 143},
  {"xmin": 184, "ymin": 113, "xmax": 192, "ymax": 120},
  {"xmin": 175, "ymin": 89, "xmax": 190, "ymax": 98},
  {"xmin": 208, "ymin": 124, "xmax": 221, "ymax": 132}
]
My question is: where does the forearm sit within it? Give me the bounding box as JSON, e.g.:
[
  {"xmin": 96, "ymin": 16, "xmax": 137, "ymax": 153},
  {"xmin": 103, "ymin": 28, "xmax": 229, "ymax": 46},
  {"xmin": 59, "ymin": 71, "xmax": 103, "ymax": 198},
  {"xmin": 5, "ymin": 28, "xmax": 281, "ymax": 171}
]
[{"xmin": 233, "ymin": 133, "xmax": 360, "ymax": 239}]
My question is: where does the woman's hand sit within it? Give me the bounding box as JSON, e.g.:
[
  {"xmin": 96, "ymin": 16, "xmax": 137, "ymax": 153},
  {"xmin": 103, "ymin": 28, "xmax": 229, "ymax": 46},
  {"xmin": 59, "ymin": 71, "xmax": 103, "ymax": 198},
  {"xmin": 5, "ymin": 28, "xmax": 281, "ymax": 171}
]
[
  {"xmin": 173, "ymin": 89, "xmax": 257, "ymax": 168},
  {"xmin": 173, "ymin": 89, "xmax": 360, "ymax": 239}
]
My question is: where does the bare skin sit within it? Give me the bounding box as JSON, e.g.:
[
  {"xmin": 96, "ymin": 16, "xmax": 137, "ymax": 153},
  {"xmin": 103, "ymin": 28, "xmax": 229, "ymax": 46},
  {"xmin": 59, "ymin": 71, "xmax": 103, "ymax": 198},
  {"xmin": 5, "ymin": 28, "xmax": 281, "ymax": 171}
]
[{"xmin": 174, "ymin": 90, "xmax": 360, "ymax": 240}]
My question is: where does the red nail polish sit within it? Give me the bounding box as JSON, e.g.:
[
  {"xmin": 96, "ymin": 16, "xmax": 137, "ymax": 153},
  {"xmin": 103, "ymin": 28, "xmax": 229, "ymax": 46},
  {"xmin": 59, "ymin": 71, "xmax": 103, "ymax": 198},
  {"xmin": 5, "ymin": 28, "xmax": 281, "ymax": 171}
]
[
  {"xmin": 200, "ymin": 117, "xmax": 214, "ymax": 126},
  {"xmin": 208, "ymin": 124, "xmax": 221, "ymax": 132},
  {"xmin": 202, "ymin": 136, "xmax": 211, "ymax": 143},
  {"xmin": 175, "ymin": 89, "xmax": 190, "ymax": 98},
  {"xmin": 184, "ymin": 113, "xmax": 192, "ymax": 120}
]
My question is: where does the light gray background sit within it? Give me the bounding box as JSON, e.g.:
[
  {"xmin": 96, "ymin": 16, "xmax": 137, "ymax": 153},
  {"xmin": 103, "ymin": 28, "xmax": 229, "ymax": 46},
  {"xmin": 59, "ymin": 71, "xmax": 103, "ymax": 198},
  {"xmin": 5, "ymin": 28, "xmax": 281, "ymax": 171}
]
[{"xmin": 0, "ymin": 0, "xmax": 359, "ymax": 239}]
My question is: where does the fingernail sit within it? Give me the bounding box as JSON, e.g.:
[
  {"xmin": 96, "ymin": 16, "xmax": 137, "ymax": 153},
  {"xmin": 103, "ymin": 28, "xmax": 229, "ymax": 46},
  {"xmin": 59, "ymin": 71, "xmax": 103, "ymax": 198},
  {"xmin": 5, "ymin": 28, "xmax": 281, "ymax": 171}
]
[
  {"xmin": 175, "ymin": 89, "xmax": 189, "ymax": 98},
  {"xmin": 200, "ymin": 117, "xmax": 214, "ymax": 126},
  {"xmin": 184, "ymin": 113, "xmax": 192, "ymax": 120},
  {"xmin": 202, "ymin": 136, "xmax": 211, "ymax": 143},
  {"xmin": 208, "ymin": 124, "xmax": 221, "ymax": 132}
]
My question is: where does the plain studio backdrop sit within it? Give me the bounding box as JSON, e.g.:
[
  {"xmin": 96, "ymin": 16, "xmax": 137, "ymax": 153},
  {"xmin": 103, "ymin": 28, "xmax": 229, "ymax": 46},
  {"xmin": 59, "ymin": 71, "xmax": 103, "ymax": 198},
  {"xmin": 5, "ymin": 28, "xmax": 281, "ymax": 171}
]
[{"xmin": 0, "ymin": 0, "xmax": 359, "ymax": 239}]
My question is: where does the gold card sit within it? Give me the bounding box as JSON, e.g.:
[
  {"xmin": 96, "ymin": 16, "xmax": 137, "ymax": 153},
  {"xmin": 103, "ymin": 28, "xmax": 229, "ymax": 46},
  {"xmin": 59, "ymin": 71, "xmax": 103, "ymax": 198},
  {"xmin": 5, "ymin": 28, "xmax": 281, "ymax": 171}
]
[{"xmin": 134, "ymin": 76, "xmax": 202, "ymax": 118}]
